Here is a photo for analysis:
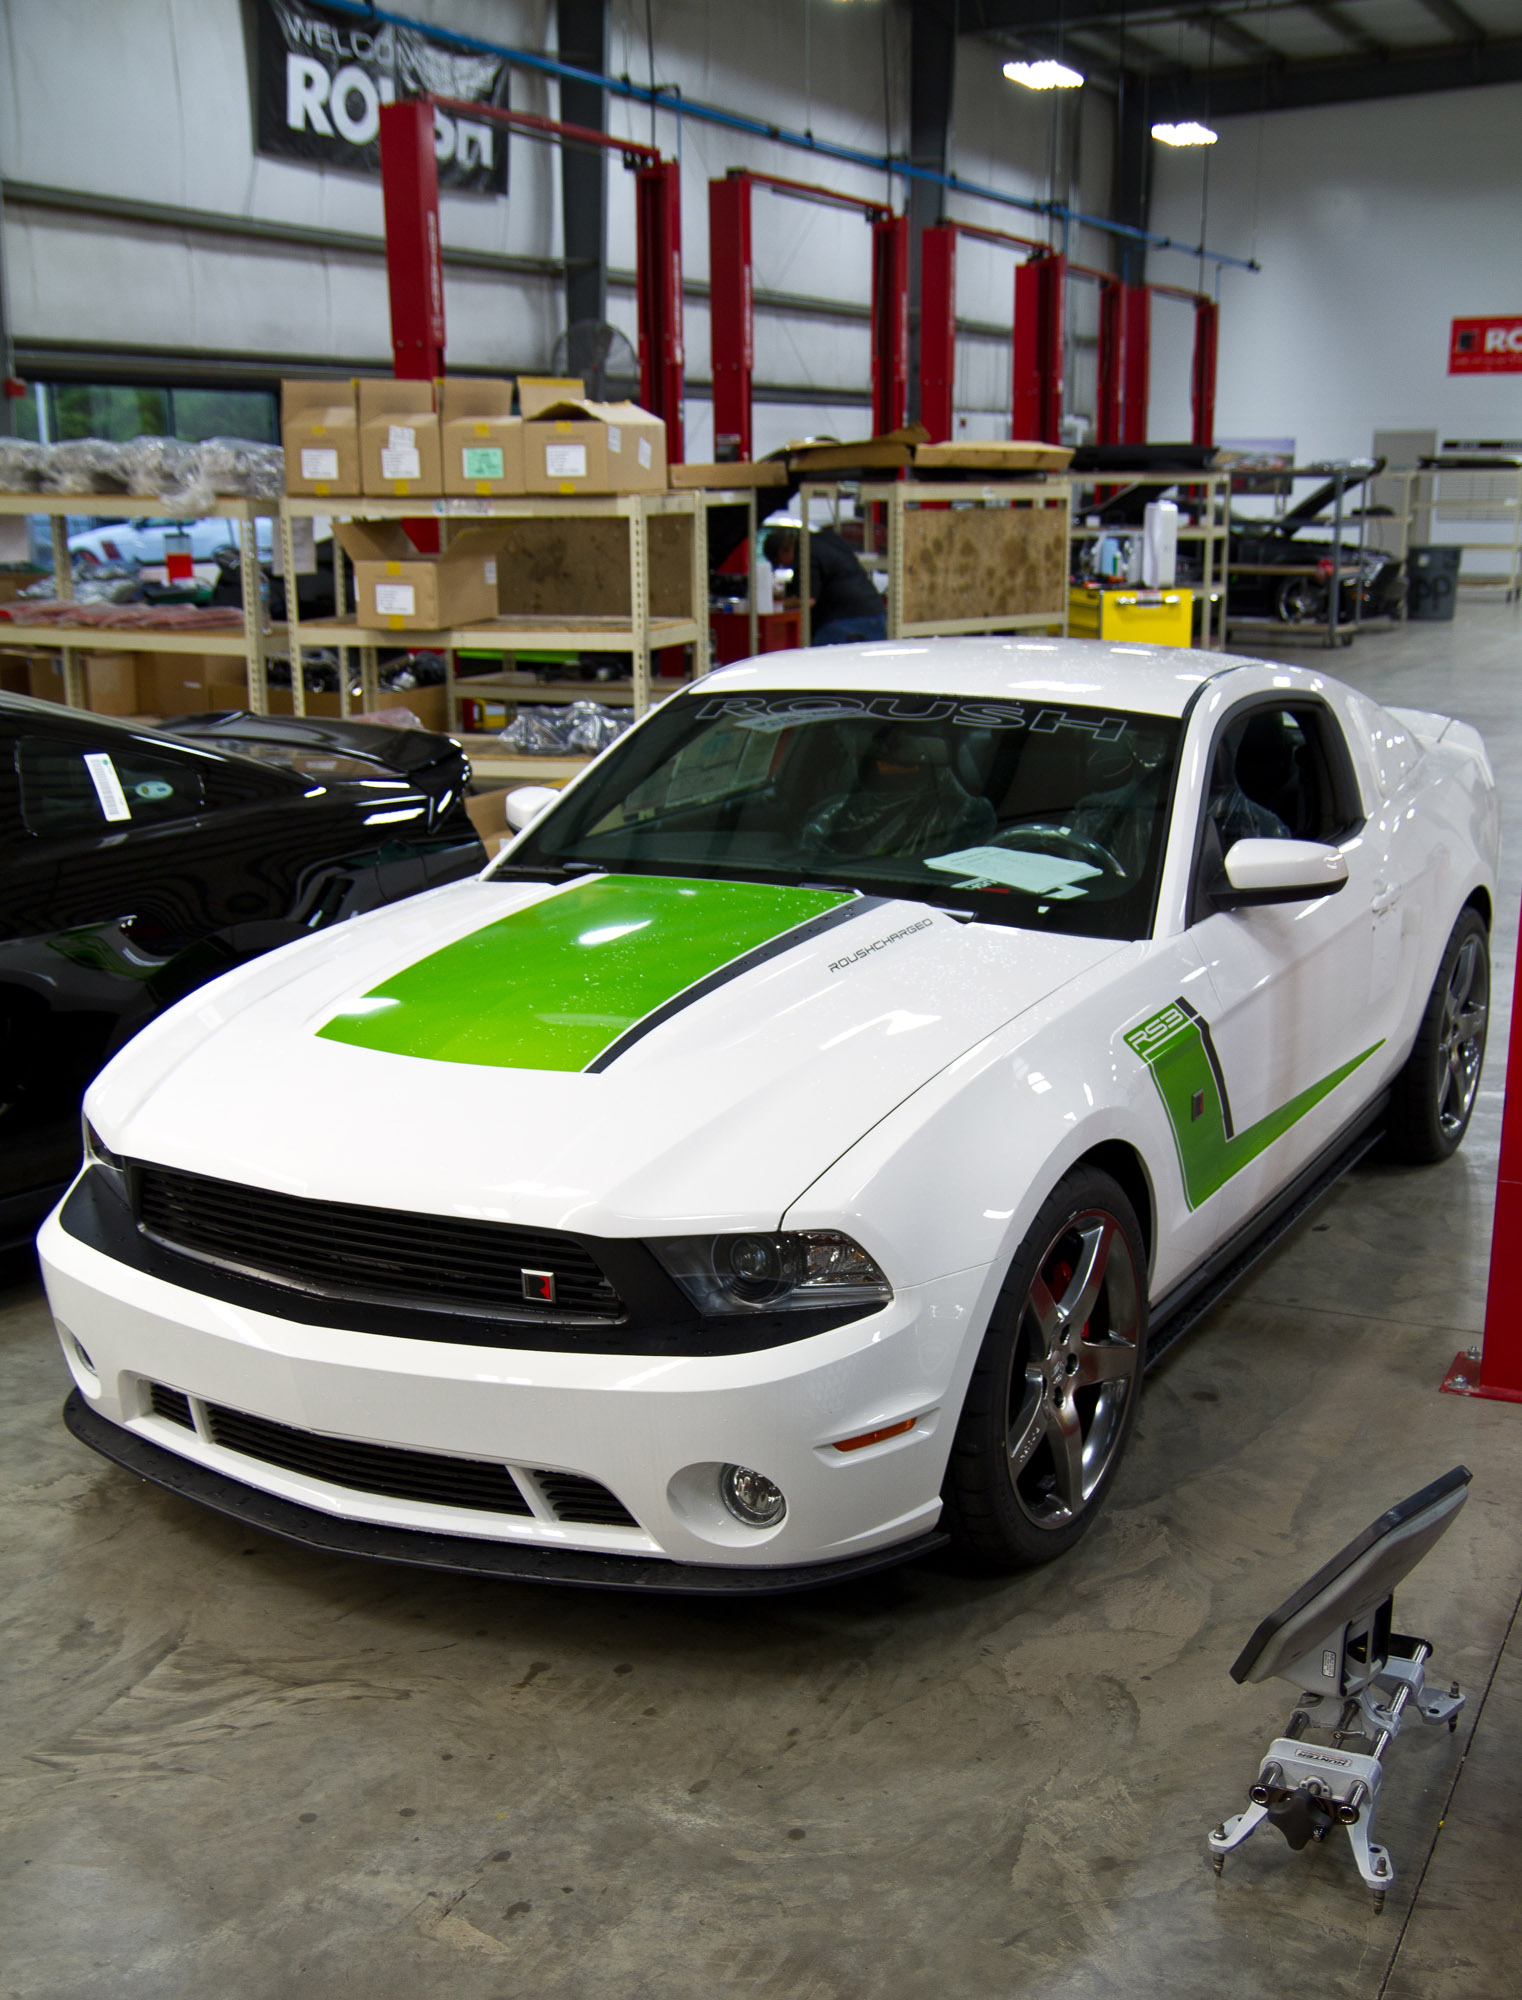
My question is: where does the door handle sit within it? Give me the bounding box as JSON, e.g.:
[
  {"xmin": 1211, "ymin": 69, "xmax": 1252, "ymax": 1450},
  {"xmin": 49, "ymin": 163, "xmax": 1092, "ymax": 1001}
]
[{"xmin": 1371, "ymin": 880, "xmax": 1403, "ymax": 916}]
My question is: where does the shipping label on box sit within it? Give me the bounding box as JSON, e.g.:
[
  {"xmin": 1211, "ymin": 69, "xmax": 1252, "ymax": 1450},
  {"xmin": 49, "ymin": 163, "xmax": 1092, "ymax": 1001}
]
[
  {"xmin": 282, "ymin": 378, "xmax": 360, "ymax": 496},
  {"xmin": 440, "ymin": 380, "xmax": 524, "ymax": 497},
  {"xmin": 358, "ymin": 379, "xmax": 442, "ymax": 497},
  {"xmin": 522, "ymin": 399, "xmax": 667, "ymax": 495}
]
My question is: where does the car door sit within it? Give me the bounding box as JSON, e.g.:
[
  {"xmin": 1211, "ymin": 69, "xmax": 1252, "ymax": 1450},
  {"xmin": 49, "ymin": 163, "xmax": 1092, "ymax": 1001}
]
[{"xmin": 1169, "ymin": 694, "xmax": 1379, "ymax": 1245}]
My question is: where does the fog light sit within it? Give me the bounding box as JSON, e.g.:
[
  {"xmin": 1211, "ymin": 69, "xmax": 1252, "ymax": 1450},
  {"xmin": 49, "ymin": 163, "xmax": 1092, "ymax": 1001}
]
[
  {"xmin": 72, "ymin": 1337, "xmax": 96, "ymax": 1376},
  {"xmin": 718, "ymin": 1464, "xmax": 786, "ymax": 1528}
]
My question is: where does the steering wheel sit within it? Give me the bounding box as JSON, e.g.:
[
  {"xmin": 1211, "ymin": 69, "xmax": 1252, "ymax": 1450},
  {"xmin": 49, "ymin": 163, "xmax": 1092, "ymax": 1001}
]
[{"xmin": 993, "ymin": 821, "xmax": 1125, "ymax": 880}]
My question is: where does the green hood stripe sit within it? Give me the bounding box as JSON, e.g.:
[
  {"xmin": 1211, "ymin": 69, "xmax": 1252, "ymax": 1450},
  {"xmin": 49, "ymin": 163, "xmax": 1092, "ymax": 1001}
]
[
  {"xmin": 318, "ymin": 875, "xmax": 856, "ymax": 1073},
  {"xmin": 1126, "ymin": 998, "xmax": 1382, "ymax": 1210}
]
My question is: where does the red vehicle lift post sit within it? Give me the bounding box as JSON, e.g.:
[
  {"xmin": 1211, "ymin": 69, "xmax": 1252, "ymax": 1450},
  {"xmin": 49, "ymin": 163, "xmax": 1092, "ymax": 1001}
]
[
  {"xmin": 918, "ymin": 221, "xmax": 957, "ymax": 444},
  {"xmin": 707, "ymin": 169, "xmax": 906, "ymax": 458},
  {"xmin": 916, "ymin": 223, "xmax": 1068, "ymax": 445},
  {"xmin": 384, "ymin": 99, "xmax": 684, "ymax": 459},
  {"xmin": 1121, "ymin": 283, "xmax": 1151, "ymax": 443},
  {"xmin": 1191, "ymin": 295, "xmax": 1219, "ymax": 449},
  {"xmin": 709, "ymin": 174, "xmax": 754, "ymax": 462},
  {"xmin": 379, "ymin": 98, "xmax": 446, "ymax": 382}
]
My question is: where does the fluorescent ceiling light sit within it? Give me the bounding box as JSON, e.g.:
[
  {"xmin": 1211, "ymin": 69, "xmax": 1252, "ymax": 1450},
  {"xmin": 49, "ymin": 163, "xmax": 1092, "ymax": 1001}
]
[
  {"xmin": 1151, "ymin": 121, "xmax": 1218, "ymax": 146},
  {"xmin": 1003, "ymin": 59, "xmax": 1084, "ymax": 89}
]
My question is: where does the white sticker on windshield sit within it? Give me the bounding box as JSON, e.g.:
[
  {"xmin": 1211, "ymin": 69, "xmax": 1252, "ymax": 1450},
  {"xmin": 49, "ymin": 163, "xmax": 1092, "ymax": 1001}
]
[
  {"xmin": 925, "ymin": 846, "xmax": 1101, "ymax": 895},
  {"xmin": 83, "ymin": 752, "xmax": 132, "ymax": 823}
]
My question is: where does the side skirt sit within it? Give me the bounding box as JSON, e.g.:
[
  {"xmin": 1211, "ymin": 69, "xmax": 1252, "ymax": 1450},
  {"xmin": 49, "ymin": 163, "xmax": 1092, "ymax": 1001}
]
[{"xmin": 1145, "ymin": 1093, "xmax": 1390, "ymax": 1370}]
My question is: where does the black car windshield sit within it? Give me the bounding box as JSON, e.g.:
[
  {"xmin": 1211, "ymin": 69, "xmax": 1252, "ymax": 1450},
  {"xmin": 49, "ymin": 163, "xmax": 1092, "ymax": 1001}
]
[{"xmin": 497, "ymin": 688, "xmax": 1183, "ymax": 940}]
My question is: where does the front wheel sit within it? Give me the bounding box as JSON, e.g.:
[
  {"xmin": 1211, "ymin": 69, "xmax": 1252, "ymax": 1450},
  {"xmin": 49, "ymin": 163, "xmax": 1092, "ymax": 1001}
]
[
  {"xmin": 942, "ymin": 1167, "xmax": 1147, "ymax": 1569},
  {"xmin": 1386, "ymin": 908, "xmax": 1490, "ymax": 1163}
]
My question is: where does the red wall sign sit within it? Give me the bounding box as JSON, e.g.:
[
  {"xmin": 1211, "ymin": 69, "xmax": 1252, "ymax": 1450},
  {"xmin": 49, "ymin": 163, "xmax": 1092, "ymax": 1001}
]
[{"xmin": 1450, "ymin": 317, "xmax": 1522, "ymax": 374}]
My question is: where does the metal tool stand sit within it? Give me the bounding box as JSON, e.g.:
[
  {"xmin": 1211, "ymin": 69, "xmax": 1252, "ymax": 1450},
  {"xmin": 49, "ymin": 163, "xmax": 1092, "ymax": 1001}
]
[{"xmin": 1208, "ymin": 1466, "xmax": 1471, "ymax": 1911}]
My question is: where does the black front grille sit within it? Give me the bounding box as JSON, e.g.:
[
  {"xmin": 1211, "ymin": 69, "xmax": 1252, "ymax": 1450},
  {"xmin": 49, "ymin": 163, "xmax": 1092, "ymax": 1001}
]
[
  {"xmin": 202, "ymin": 1403, "xmax": 534, "ymax": 1516},
  {"xmin": 149, "ymin": 1383, "xmax": 194, "ymax": 1429},
  {"xmin": 535, "ymin": 1471, "xmax": 640, "ymax": 1528},
  {"xmin": 134, "ymin": 1163, "xmax": 625, "ymax": 1324}
]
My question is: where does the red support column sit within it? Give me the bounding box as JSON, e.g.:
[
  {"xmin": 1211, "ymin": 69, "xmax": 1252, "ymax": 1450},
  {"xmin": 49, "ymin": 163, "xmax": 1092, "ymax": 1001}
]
[
  {"xmin": 871, "ymin": 214, "xmax": 910, "ymax": 437},
  {"xmin": 918, "ymin": 222, "xmax": 957, "ymax": 445},
  {"xmin": 1445, "ymin": 912, "xmax": 1522, "ymax": 1402},
  {"xmin": 708, "ymin": 174, "xmax": 753, "ymax": 463},
  {"xmin": 1095, "ymin": 278, "xmax": 1122, "ymax": 447},
  {"xmin": 379, "ymin": 98, "xmax": 446, "ymax": 381},
  {"xmin": 1013, "ymin": 250, "xmax": 1065, "ymax": 444},
  {"xmin": 1121, "ymin": 283, "xmax": 1151, "ymax": 443},
  {"xmin": 636, "ymin": 159, "xmax": 685, "ymax": 462},
  {"xmin": 1191, "ymin": 297, "xmax": 1219, "ymax": 449}
]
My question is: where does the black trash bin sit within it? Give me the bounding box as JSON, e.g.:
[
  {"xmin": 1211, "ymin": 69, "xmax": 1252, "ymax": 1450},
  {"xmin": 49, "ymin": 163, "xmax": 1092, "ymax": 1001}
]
[{"xmin": 1407, "ymin": 545, "xmax": 1462, "ymax": 621}]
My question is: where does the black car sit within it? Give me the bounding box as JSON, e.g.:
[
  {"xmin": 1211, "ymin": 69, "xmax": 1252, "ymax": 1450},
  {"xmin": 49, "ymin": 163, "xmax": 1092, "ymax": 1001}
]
[{"xmin": 0, "ymin": 697, "xmax": 484, "ymax": 1245}]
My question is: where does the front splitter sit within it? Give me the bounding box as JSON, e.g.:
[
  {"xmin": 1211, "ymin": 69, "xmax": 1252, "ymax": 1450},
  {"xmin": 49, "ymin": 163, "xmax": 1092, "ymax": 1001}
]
[{"xmin": 63, "ymin": 1391, "xmax": 949, "ymax": 1595}]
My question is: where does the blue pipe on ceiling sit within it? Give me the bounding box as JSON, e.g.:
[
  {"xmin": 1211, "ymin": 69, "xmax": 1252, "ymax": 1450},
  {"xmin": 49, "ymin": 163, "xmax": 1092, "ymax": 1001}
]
[{"xmin": 317, "ymin": 0, "xmax": 1260, "ymax": 273}]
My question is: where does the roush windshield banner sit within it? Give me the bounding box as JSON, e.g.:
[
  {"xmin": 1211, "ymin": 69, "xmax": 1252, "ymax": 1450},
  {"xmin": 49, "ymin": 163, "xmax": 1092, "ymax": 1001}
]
[{"xmin": 254, "ymin": 0, "xmax": 511, "ymax": 195}]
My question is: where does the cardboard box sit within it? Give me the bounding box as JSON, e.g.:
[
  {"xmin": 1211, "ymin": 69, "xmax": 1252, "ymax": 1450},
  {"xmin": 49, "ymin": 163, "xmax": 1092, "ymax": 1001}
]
[
  {"xmin": 282, "ymin": 378, "xmax": 360, "ymax": 497},
  {"xmin": 522, "ymin": 400, "xmax": 668, "ymax": 496},
  {"xmin": 359, "ymin": 378, "xmax": 442, "ymax": 498},
  {"xmin": 785, "ymin": 424, "xmax": 929, "ymax": 476},
  {"xmin": 135, "ymin": 650, "xmax": 248, "ymax": 717},
  {"xmin": 441, "ymin": 379, "xmax": 524, "ymax": 498},
  {"xmin": 914, "ymin": 440, "xmax": 1073, "ymax": 474},
  {"xmin": 26, "ymin": 650, "xmax": 140, "ymax": 715},
  {"xmin": 518, "ymin": 377, "xmax": 586, "ymax": 419},
  {"xmin": 669, "ymin": 461, "xmax": 787, "ymax": 490},
  {"xmin": 334, "ymin": 520, "xmax": 502, "ymax": 632}
]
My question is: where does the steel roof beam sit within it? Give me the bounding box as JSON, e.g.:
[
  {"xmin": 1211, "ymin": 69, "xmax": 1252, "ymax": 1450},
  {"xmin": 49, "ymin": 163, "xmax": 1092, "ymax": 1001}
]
[
  {"xmin": 1172, "ymin": 31, "xmax": 1522, "ymax": 111},
  {"xmin": 1300, "ymin": 1, "xmax": 1387, "ymax": 56},
  {"xmin": 1415, "ymin": 0, "xmax": 1485, "ymax": 39}
]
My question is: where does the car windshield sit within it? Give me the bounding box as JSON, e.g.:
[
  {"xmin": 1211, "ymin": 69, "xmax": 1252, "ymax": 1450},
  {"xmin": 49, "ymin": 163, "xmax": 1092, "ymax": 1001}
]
[{"xmin": 498, "ymin": 688, "xmax": 1183, "ymax": 940}]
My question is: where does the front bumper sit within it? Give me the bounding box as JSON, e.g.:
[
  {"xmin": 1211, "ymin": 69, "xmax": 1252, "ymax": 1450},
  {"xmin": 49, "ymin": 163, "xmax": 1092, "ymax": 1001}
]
[
  {"xmin": 40, "ymin": 1204, "xmax": 987, "ymax": 1580},
  {"xmin": 62, "ymin": 1392, "xmax": 949, "ymax": 1593}
]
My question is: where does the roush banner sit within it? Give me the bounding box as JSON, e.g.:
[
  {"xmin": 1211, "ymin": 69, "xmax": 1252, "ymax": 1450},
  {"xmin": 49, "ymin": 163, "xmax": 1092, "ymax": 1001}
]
[
  {"xmin": 1449, "ymin": 317, "xmax": 1522, "ymax": 375},
  {"xmin": 254, "ymin": 0, "xmax": 511, "ymax": 195}
]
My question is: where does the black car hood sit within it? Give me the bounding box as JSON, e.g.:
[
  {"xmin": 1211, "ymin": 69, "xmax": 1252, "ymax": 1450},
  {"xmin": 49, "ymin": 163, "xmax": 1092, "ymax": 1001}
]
[{"xmin": 166, "ymin": 711, "xmax": 461, "ymax": 778}]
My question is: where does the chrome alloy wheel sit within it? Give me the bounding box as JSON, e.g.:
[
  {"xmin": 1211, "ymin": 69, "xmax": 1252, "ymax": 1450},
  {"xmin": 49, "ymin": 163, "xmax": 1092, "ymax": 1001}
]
[
  {"xmin": 1436, "ymin": 932, "xmax": 1488, "ymax": 1140},
  {"xmin": 1003, "ymin": 1209, "xmax": 1142, "ymax": 1528}
]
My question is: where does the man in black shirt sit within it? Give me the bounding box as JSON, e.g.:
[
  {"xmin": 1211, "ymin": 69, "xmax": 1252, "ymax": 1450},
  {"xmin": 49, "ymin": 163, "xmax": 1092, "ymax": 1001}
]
[{"xmin": 761, "ymin": 526, "xmax": 887, "ymax": 645}]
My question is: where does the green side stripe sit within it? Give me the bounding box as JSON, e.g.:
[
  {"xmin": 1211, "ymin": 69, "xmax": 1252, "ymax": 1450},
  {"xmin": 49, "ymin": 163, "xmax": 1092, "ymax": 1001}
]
[
  {"xmin": 318, "ymin": 875, "xmax": 853, "ymax": 1073},
  {"xmin": 1125, "ymin": 1000, "xmax": 1382, "ymax": 1210}
]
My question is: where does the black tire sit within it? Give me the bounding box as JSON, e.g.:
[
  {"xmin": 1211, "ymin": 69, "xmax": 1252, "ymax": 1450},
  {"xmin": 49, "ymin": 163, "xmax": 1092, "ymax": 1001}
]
[
  {"xmin": 942, "ymin": 1167, "xmax": 1147, "ymax": 1570},
  {"xmin": 1386, "ymin": 907, "xmax": 1490, "ymax": 1164}
]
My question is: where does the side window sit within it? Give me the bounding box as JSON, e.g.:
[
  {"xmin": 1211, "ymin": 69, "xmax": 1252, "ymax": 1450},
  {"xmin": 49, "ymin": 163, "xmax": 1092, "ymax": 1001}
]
[
  {"xmin": 16, "ymin": 736, "xmax": 206, "ymax": 837},
  {"xmin": 1192, "ymin": 702, "xmax": 1363, "ymax": 919}
]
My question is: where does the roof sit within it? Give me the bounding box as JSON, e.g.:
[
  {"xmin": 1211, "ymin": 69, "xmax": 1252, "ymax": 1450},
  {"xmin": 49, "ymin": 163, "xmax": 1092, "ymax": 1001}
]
[{"xmin": 690, "ymin": 637, "xmax": 1235, "ymax": 720}]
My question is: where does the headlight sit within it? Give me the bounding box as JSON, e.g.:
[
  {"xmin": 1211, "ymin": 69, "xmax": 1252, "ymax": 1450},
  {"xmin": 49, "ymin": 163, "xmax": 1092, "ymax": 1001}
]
[
  {"xmin": 649, "ymin": 1231, "xmax": 892, "ymax": 1316},
  {"xmin": 83, "ymin": 1118, "xmax": 127, "ymax": 1186}
]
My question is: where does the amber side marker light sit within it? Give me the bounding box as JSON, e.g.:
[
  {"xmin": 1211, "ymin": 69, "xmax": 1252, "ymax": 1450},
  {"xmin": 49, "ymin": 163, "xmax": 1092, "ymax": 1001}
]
[{"xmin": 833, "ymin": 1418, "xmax": 917, "ymax": 1453}]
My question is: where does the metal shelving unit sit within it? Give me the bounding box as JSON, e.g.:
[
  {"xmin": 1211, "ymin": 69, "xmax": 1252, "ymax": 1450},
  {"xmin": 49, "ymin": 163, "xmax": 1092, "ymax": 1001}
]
[
  {"xmin": 1223, "ymin": 465, "xmax": 1376, "ymax": 650},
  {"xmin": 1068, "ymin": 469, "xmax": 1231, "ymax": 650},
  {"xmin": 0, "ymin": 491, "xmax": 280, "ymax": 709},
  {"xmin": 279, "ymin": 489, "xmax": 712, "ymax": 728},
  {"xmin": 1376, "ymin": 465, "xmax": 1522, "ymax": 602},
  {"xmin": 796, "ymin": 477, "xmax": 1071, "ymax": 642}
]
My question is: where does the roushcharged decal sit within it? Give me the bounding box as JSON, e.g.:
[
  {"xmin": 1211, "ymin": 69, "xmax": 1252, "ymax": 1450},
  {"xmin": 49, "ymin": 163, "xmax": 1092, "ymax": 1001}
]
[
  {"xmin": 1126, "ymin": 997, "xmax": 1382, "ymax": 1210},
  {"xmin": 317, "ymin": 875, "xmax": 857, "ymax": 1073}
]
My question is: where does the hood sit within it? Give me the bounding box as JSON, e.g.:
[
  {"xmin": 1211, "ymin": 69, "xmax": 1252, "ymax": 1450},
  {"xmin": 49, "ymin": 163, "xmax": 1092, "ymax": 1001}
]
[{"xmin": 92, "ymin": 873, "xmax": 1121, "ymax": 1236}]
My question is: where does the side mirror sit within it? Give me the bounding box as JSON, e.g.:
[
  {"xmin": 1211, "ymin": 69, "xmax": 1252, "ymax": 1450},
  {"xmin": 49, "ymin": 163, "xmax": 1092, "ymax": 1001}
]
[
  {"xmin": 502, "ymin": 785, "xmax": 562, "ymax": 833},
  {"xmin": 1216, "ymin": 838, "xmax": 1348, "ymax": 908}
]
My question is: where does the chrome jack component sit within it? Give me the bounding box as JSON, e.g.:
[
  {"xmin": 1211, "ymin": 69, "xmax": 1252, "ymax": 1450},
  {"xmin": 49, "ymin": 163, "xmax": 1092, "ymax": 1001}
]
[{"xmin": 1207, "ymin": 1467, "xmax": 1470, "ymax": 1912}]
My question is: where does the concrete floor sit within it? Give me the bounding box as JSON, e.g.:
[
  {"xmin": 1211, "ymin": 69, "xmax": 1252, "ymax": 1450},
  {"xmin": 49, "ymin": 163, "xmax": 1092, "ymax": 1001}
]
[{"xmin": 4, "ymin": 602, "xmax": 1521, "ymax": 2000}]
